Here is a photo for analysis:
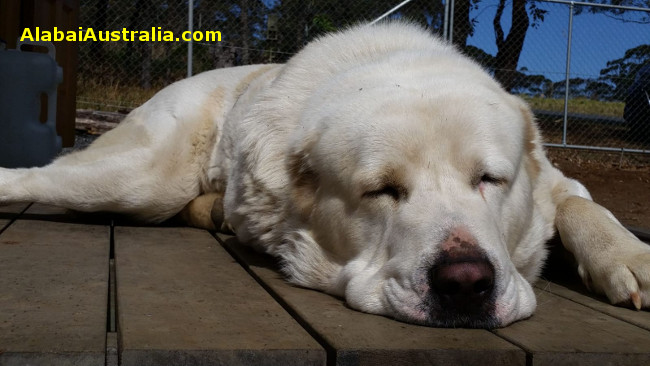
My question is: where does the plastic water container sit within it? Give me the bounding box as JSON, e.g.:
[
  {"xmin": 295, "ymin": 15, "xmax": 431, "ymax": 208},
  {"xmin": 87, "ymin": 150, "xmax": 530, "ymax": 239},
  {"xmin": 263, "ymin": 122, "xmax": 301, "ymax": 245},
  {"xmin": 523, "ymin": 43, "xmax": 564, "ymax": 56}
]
[{"xmin": 0, "ymin": 41, "xmax": 63, "ymax": 168}]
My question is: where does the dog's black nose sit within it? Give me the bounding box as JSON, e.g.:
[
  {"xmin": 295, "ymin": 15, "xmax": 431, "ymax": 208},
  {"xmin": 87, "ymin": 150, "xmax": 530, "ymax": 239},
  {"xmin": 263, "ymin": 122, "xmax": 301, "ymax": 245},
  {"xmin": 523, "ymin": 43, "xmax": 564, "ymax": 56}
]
[
  {"xmin": 430, "ymin": 249, "xmax": 494, "ymax": 318},
  {"xmin": 431, "ymin": 258, "xmax": 495, "ymax": 309}
]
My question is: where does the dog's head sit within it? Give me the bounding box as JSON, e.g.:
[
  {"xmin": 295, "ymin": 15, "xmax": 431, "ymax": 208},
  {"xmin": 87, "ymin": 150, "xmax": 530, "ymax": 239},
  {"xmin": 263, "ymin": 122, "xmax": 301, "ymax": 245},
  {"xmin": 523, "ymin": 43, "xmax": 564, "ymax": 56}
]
[{"xmin": 280, "ymin": 54, "xmax": 546, "ymax": 328}]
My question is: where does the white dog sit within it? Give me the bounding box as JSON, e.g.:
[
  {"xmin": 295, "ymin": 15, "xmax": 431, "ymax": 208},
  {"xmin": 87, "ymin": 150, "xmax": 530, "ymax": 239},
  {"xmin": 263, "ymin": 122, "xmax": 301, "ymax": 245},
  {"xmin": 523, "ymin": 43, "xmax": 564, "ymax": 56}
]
[{"xmin": 1, "ymin": 23, "xmax": 649, "ymax": 328}]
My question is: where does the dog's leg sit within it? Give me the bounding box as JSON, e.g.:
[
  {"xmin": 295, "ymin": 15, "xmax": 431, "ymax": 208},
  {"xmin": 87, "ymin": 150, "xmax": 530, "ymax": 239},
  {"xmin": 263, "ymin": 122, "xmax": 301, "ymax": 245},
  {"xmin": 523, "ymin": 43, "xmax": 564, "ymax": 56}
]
[
  {"xmin": 555, "ymin": 194, "xmax": 650, "ymax": 309},
  {"xmin": 0, "ymin": 149, "xmax": 201, "ymax": 223},
  {"xmin": 176, "ymin": 192, "xmax": 229, "ymax": 231}
]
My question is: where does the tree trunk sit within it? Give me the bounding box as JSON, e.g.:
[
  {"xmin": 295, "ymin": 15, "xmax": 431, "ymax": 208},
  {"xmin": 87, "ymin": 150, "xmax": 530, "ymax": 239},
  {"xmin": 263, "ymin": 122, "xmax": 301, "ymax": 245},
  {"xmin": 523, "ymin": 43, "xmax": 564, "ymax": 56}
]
[{"xmin": 493, "ymin": 0, "xmax": 530, "ymax": 92}]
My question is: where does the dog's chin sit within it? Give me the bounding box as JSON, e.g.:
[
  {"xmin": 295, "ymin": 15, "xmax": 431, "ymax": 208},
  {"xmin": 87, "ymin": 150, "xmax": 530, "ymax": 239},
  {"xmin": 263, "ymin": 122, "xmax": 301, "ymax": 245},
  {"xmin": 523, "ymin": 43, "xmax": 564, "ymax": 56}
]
[
  {"xmin": 384, "ymin": 291, "xmax": 502, "ymax": 329},
  {"xmin": 379, "ymin": 271, "xmax": 537, "ymax": 329}
]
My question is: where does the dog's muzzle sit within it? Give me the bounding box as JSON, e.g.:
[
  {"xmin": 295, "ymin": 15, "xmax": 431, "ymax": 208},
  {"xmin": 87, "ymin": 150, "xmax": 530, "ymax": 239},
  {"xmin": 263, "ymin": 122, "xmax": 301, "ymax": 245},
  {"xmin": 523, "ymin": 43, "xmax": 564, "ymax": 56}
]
[{"xmin": 426, "ymin": 228, "xmax": 498, "ymax": 328}]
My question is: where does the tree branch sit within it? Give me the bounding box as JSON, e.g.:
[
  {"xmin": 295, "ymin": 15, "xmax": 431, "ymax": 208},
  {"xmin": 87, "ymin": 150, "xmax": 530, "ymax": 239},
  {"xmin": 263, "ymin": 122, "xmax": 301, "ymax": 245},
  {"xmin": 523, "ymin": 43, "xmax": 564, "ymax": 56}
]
[{"xmin": 493, "ymin": 0, "xmax": 506, "ymax": 51}]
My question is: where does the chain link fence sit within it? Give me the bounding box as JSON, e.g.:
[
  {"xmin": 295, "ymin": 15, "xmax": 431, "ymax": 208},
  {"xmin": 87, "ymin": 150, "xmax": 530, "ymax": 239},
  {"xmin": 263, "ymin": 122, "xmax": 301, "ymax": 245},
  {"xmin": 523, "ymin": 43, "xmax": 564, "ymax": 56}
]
[
  {"xmin": 515, "ymin": 0, "xmax": 650, "ymax": 154},
  {"xmin": 76, "ymin": 0, "xmax": 650, "ymax": 153}
]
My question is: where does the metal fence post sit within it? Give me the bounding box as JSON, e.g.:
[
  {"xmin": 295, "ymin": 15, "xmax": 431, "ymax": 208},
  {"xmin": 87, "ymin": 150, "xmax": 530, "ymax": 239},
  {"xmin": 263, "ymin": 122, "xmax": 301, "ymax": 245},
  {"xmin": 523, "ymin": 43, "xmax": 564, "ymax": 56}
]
[
  {"xmin": 449, "ymin": 0, "xmax": 455, "ymax": 44},
  {"xmin": 187, "ymin": 0, "xmax": 193, "ymax": 78},
  {"xmin": 370, "ymin": 0, "xmax": 415, "ymax": 25},
  {"xmin": 562, "ymin": 1, "xmax": 574, "ymax": 146},
  {"xmin": 443, "ymin": 0, "xmax": 449, "ymax": 41}
]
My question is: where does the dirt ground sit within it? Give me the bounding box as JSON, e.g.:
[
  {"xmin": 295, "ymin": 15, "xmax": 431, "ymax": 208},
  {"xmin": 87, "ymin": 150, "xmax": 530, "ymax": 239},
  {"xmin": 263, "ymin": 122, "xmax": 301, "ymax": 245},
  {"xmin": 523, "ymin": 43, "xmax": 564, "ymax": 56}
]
[{"xmin": 546, "ymin": 148, "xmax": 650, "ymax": 229}]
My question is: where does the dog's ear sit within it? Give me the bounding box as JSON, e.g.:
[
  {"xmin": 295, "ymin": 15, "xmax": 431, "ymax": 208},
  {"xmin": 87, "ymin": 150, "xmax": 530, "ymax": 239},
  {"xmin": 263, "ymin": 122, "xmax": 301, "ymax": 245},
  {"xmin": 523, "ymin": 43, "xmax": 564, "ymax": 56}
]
[
  {"xmin": 508, "ymin": 95, "xmax": 543, "ymax": 182},
  {"xmin": 286, "ymin": 132, "xmax": 319, "ymax": 219}
]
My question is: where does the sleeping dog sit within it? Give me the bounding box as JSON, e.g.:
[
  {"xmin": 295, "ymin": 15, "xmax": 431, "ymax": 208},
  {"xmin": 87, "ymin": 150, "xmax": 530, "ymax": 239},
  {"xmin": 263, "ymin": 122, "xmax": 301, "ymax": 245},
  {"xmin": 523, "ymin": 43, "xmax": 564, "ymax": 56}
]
[{"xmin": 1, "ymin": 22, "xmax": 648, "ymax": 328}]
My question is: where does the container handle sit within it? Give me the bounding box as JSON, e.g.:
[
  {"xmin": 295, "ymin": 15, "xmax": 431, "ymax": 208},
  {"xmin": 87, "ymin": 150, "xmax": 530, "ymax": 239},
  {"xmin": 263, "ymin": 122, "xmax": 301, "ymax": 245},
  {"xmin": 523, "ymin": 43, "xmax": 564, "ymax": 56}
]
[{"xmin": 16, "ymin": 40, "xmax": 56, "ymax": 59}]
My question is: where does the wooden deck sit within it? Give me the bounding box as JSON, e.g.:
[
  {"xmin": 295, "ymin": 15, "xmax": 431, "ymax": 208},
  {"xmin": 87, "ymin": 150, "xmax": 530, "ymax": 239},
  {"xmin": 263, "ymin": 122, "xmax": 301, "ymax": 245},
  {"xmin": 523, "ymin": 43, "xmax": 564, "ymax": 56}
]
[{"xmin": 1, "ymin": 203, "xmax": 650, "ymax": 366}]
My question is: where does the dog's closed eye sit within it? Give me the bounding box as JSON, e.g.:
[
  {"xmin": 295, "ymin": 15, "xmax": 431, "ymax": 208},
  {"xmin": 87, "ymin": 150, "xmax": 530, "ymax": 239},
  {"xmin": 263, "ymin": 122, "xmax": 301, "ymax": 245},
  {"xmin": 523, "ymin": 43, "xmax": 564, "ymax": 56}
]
[
  {"xmin": 362, "ymin": 185, "xmax": 403, "ymax": 201},
  {"xmin": 473, "ymin": 173, "xmax": 508, "ymax": 200},
  {"xmin": 479, "ymin": 174, "xmax": 505, "ymax": 186}
]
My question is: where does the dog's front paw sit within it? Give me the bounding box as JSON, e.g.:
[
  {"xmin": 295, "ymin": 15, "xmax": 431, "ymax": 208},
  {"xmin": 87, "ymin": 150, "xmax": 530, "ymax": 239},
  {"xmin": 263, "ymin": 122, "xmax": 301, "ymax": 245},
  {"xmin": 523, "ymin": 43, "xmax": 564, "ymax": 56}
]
[{"xmin": 578, "ymin": 244, "xmax": 650, "ymax": 310}]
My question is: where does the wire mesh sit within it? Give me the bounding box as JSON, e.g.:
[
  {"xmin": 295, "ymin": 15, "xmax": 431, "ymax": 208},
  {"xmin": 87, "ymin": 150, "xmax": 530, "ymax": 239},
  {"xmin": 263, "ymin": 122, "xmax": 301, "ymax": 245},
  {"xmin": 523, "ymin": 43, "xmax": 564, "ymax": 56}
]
[{"xmin": 76, "ymin": 0, "xmax": 650, "ymax": 152}]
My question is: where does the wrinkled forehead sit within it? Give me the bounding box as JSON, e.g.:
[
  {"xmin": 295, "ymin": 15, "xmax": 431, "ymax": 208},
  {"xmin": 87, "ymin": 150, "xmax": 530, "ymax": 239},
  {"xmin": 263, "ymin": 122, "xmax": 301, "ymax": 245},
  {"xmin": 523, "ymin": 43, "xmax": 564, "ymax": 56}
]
[{"xmin": 302, "ymin": 84, "xmax": 526, "ymax": 177}]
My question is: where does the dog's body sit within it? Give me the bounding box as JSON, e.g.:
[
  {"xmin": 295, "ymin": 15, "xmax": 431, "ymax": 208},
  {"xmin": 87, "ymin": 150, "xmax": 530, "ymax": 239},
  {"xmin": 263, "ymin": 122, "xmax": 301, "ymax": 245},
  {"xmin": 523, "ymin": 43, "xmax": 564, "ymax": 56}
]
[{"xmin": 1, "ymin": 23, "xmax": 649, "ymax": 328}]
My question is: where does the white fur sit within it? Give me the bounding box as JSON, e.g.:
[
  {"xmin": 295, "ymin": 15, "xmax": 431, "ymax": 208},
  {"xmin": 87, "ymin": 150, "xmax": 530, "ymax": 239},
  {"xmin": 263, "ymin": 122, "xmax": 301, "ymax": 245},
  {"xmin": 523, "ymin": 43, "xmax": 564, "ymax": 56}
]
[{"xmin": 1, "ymin": 22, "xmax": 648, "ymax": 327}]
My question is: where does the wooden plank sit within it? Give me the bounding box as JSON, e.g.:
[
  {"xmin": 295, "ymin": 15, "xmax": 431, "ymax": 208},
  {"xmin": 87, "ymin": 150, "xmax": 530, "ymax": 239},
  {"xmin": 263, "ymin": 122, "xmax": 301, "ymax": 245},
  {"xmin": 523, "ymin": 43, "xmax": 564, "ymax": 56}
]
[
  {"xmin": 535, "ymin": 280, "xmax": 650, "ymax": 332},
  {"xmin": 0, "ymin": 203, "xmax": 29, "ymax": 230},
  {"xmin": 115, "ymin": 226, "xmax": 325, "ymax": 366},
  {"xmin": 75, "ymin": 117, "xmax": 119, "ymax": 135},
  {"xmin": 0, "ymin": 203, "xmax": 29, "ymax": 215},
  {"xmin": 216, "ymin": 234, "xmax": 526, "ymax": 366},
  {"xmin": 540, "ymin": 236, "xmax": 650, "ymax": 332},
  {"xmin": 0, "ymin": 0, "xmax": 21, "ymax": 49},
  {"xmin": 24, "ymin": 203, "xmax": 71, "ymax": 215},
  {"xmin": 0, "ymin": 205, "xmax": 109, "ymax": 365},
  {"xmin": 628, "ymin": 227, "xmax": 650, "ymax": 243},
  {"xmin": 494, "ymin": 289, "xmax": 650, "ymax": 366},
  {"xmin": 12, "ymin": 203, "xmax": 114, "ymax": 226}
]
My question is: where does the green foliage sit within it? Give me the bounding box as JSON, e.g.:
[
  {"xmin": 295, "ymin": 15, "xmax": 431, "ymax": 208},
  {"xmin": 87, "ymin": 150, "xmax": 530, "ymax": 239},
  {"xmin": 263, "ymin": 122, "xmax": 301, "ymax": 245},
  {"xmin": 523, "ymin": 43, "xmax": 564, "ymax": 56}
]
[
  {"xmin": 270, "ymin": 0, "xmax": 445, "ymax": 62},
  {"xmin": 463, "ymin": 45, "xmax": 495, "ymax": 68},
  {"xmin": 576, "ymin": 0, "xmax": 650, "ymax": 23},
  {"xmin": 600, "ymin": 44, "xmax": 650, "ymax": 97}
]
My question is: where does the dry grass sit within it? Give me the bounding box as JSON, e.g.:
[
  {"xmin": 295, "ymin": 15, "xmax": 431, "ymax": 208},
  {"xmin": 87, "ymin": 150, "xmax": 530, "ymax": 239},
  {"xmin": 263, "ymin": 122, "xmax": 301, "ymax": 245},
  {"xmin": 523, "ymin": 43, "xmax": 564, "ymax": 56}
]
[
  {"xmin": 522, "ymin": 96, "xmax": 625, "ymax": 118},
  {"xmin": 76, "ymin": 78, "xmax": 162, "ymax": 112},
  {"xmin": 77, "ymin": 81, "xmax": 627, "ymax": 119}
]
